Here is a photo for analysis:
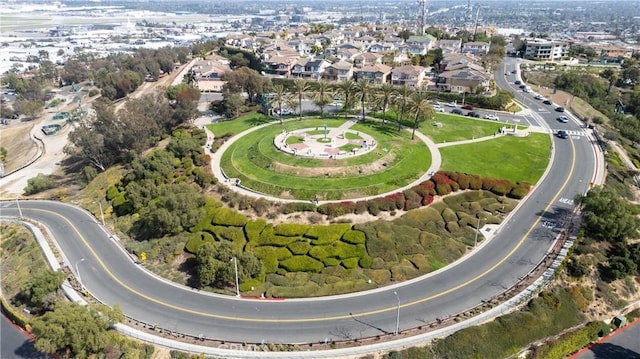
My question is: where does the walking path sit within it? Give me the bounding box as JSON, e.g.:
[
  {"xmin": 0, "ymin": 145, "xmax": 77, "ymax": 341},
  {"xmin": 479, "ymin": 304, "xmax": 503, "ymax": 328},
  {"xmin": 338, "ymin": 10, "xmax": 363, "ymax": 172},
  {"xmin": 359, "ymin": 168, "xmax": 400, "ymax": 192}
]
[{"xmin": 205, "ymin": 116, "xmax": 535, "ymax": 205}]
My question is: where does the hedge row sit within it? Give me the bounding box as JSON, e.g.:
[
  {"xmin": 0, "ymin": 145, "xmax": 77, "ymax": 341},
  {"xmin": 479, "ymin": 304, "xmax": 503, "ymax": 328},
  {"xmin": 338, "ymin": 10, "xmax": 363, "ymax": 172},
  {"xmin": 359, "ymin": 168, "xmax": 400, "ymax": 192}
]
[{"xmin": 317, "ymin": 171, "xmax": 530, "ymax": 218}]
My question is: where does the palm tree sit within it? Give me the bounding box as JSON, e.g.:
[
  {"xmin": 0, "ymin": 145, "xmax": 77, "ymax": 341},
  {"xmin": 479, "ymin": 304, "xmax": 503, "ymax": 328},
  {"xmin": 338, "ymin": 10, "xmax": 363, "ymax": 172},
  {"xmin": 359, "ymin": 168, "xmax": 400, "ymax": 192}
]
[
  {"xmin": 269, "ymin": 84, "xmax": 287, "ymax": 124},
  {"xmin": 337, "ymin": 79, "xmax": 356, "ymax": 119},
  {"xmin": 408, "ymin": 89, "xmax": 434, "ymax": 140},
  {"xmin": 291, "ymin": 79, "xmax": 309, "ymax": 120},
  {"xmin": 355, "ymin": 80, "xmax": 373, "ymax": 119},
  {"xmin": 393, "ymin": 85, "xmax": 413, "ymax": 131},
  {"xmin": 376, "ymin": 83, "xmax": 396, "ymax": 124},
  {"xmin": 311, "ymin": 81, "xmax": 333, "ymax": 118}
]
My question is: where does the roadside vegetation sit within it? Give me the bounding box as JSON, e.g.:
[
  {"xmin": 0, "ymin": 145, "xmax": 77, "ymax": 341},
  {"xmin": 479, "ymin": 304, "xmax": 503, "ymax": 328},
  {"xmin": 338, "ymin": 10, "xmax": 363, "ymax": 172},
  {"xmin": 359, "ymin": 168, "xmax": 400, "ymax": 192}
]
[{"xmin": 0, "ymin": 223, "xmax": 153, "ymax": 358}]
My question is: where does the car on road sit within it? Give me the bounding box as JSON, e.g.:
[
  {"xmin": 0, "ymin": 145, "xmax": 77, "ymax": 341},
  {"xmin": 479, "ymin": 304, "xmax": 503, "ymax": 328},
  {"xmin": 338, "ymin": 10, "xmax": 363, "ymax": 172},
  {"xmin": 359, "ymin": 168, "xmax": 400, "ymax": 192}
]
[
  {"xmin": 330, "ymin": 101, "xmax": 342, "ymax": 107},
  {"xmin": 484, "ymin": 114, "xmax": 500, "ymax": 121},
  {"xmin": 542, "ymin": 99, "xmax": 552, "ymax": 105},
  {"xmin": 274, "ymin": 108, "xmax": 294, "ymax": 115},
  {"xmin": 557, "ymin": 115, "xmax": 568, "ymax": 123},
  {"xmin": 514, "ymin": 80, "xmax": 522, "ymax": 85},
  {"xmin": 451, "ymin": 108, "xmax": 463, "ymax": 115},
  {"xmin": 461, "ymin": 104, "xmax": 475, "ymax": 110},
  {"xmin": 534, "ymin": 94, "xmax": 544, "ymax": 100},
  {"xmin": 555, "ymin": 106, "xmax": 565, "ymax": 112},
  {"xmin": 432, "ymin": 105, "xmax": 445, "ymax": 112},
  {"xmin": 466, "ymin": 111, "xmax": 480, "ymax": 118},
  {"xmin": 557, "ymin": 130, "xmax": 569, "ymax": 139},
  {"xmin": 445, "ymin": 101, "xmax": 458, "ymax": 107}
]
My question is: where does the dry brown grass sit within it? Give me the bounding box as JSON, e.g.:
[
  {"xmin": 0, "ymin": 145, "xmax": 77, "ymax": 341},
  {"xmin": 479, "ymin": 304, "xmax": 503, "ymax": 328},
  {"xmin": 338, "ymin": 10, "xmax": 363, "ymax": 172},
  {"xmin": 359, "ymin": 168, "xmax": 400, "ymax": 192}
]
[{"xmin": 0, "ymin": 121, "xmax": 39, "ymax": 173}]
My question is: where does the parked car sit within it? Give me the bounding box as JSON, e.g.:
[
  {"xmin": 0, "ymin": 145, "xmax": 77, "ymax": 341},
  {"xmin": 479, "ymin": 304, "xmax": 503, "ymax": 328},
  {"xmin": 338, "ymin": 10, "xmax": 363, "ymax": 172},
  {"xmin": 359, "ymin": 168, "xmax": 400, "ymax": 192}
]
[
  {"xmin": 466, "ymin": 111, "xmax": 480, "ymax": 118},
  {"xmin": 446, "ymin": 102, "xmax": 458, "ymax": 107},
  {"xmin": 557, "ymin": 115, "xmax": 568, "ymax": 123},
  {"xmin": 484, "ymin": 114, "xmax": 500, "ymax": 121},
  {"xmin": 555, "ymin": 106, "xmax": 565, "ymax": 112},
  {"xmin": 557, "ymin": 130, "xmax": 569, "ymax": 139},
  {"xmin": 542, "ymin": 99, "xmax": 552, "ymax": 105},
  {"xmin": 461, "ymin": 104, "xmax": 475, "ymax": 110},
  {"xmin": 432, "ymin": 105, "xmax": 445, "ymax": 113},
  {"xmin": 534, "ymin": 94, "xmax": 544, "ymax": 100},
  {"xmin": 451, "ymin": 108, "xmax": 463, "ymax": 115}
]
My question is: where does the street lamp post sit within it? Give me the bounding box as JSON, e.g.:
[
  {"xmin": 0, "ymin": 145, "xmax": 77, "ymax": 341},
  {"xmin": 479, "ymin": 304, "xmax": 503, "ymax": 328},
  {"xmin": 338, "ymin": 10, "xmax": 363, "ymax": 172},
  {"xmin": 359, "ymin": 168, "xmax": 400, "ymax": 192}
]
[
  {"xmin": 75, "ymin": 258, "xmax": 86, "ymax": 290},
  {"xmin": 231, "ymin": 257, "xmax": 240, "ymax": 297},
  {"xmin": 474, "ymin": 216, "xmax": 482, "ymax": 249},
  {"xmin": 93, "ymin": 201, "xmax": 105, "ymax": 226},
  {"xmin": 393, "ymin": 291, "xmax": 400, "ymax": 336}
]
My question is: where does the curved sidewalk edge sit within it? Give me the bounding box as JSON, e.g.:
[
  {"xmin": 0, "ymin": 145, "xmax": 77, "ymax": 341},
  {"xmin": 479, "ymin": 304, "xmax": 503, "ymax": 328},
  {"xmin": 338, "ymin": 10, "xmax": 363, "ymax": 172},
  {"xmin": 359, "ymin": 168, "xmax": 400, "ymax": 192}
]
[{"xmin": 13, "ymin": 215, "xmax": 574, "ymax": 359}]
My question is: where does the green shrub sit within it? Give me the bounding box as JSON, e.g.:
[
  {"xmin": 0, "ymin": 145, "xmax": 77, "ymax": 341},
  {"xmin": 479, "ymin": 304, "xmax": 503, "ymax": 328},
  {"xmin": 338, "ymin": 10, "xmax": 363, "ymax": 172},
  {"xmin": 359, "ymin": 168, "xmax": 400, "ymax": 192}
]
[
  {"xmin": 256, "ymin": 226, "xmax": 300, "ymax": 246},
  {"xmin": 359, "ymin": 255, "xmax": 373, "ymax": 269},
  {"xmin": 184, "ymin": 232, "xmax": 215, "ymax": 253},
  {"xmin": 508, "ymin": 185, "xmax": 529, "ymax": 199},
  {"xmin": 367, "ymin": 199, "xmax": 381, "ymax": 215},
  {"xmin": 274, "ymin": 223, "xmax": 310, "ymax": 237},
  {"xmin": 267, "ymin": 281, "xmax": 320, "ymax": 298},
  {"xmin": 305, "ymin": 223, "xmax": 351, "ymax": 245},
  {"xmin": 282, "ymin": 202, "xmax": 317, "ymax": 214},
  {"xmin": 322, "ymin": 257, "xmax": 341, "ymax": 266},
  {"xmin": 106, "ymin": 185, "xmax": 120, "ymax": 200},
  {"xmin": 533, "ymin": 321, "xmax": 610, "ymax": 359},
  {"xmin": 341, "ymin": 230, "xmax": 366, "ymax": 244},
  {"xmin": 279, "ymin": 256, "xmax": 324, "ymax": 273},
  {"xmin": 366, "ymin": 269, "xmax": 391, "ymax": 284},
  {"xmin": 212, "ymin": 207, "xmax": 247, "ymax": 226},
  {"xmin": 342, "ymin": 257, "xmax": 359, "ymax": 269},
  {"xmin": 24, "ymin": 173, "xmax": 56, "ymax": 195},
  {"xmin": 390, "ymin": 259, "xmax": 418, "ymax": 281},
  {"xmin": 288, "ymin": 241, "xmax": 311, "ymax": 255},
  {"xmin": 308, "ymin": 245, "xmax": 336, "ymax": 260},
  {"xmin": 370, "ymin": 257, "xmax": 386, "ymax": 269},
  {"xmin": 245, "ymin": 219, "xmax": 267, "ymax": 242},
  {"xmin": 253, "ymin": 246, "xmax": 293, "ymax": 261},
  {"xmin": 490, "ymin": 184, "xmax": 508, "ymax": 196},
  {"xmin": 410, "ymin": 254, "xmax": 429, "ymax": 270},
  {"xmin": 112, "ymin": 193, "xmax": 133, "ymax": 216},
  {"xmin": 441, "ymin": 208, "xmax": 457, "ymax": 222}
]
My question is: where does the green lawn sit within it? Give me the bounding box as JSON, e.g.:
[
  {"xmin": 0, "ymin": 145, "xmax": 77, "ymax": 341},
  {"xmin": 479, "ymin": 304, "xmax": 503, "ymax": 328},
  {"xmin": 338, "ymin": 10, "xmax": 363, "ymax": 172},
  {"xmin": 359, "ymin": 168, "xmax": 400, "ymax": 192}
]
[
  {"xmin": 220, "ymin": 119, "xmax": 431, "ymax": 200},
  {"xmin": 420, "ymin": 114, "xmax": 515, "ymax": 143},
  {"xmin": 206, "ymin": 112, "xmax": 273, "ymax": 137},
  {"xmin": 439, "ymin": 133, "xmax": 551, "ymax": 184}
]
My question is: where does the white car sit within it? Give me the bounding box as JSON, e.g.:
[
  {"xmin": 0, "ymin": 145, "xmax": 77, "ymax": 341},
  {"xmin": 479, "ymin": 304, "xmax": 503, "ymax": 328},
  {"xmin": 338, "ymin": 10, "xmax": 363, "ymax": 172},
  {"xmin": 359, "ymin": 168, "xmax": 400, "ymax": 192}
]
[
  {"xmin": 433, "ymin": 105, "xmax": 445, "ymax": 113},
  {"xmin": 484, "ymin": 114, "xmax": 500, "ymax": 121},
  {"xmin": 445, "ymin": 102, "xmax": 457, "ymax": 107}
]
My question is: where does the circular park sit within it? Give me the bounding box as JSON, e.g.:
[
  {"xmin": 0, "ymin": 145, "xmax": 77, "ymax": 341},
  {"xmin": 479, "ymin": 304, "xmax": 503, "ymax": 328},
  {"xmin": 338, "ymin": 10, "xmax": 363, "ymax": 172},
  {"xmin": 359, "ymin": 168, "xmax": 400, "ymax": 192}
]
[{"xmin": 219, "ymin": 117, "xmax": 433, "ymax": 201}]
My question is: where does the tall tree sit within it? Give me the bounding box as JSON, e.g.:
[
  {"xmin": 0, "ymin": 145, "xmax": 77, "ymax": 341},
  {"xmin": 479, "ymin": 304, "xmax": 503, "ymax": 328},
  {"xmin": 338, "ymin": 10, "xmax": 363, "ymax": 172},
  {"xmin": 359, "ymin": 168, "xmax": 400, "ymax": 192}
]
[
  {"xmin": 269, "ymin": 84, "xmax": 287, "ymax": 124},
  {"xmin": 311, "ymin": 81, "xmax": 333, "ymax": 118},
  {"xmin": 375, "ymin": 83, "xmax": 396, "ymax": 124},
  {"xmin": 337, "ymin": 79, "xmax": 357, "ymax": 119},
  {"xmin": 393, "ymin": 85, "xmax": 413, "ymax": 131},
  {"xmin": 408, "ymin": 89, "xmax": 433, "ymax": 140},
  {"xmin": 21, "ymin": 269, "xmax": 66, "ymax": 308},
  {"xmin": 580, "ymin": 186, "xmax": 639, "ymax": 244},
  {"xmin": 291, "ymin": 78, "xmax": 309, "ymax": 120},
  {"xmin": 355, "ymin": 80, "xmax": 373, "ymax": 119},
  {"xmin": 31, "ymin": 302, "xmax": 122, "ymax": 359}
]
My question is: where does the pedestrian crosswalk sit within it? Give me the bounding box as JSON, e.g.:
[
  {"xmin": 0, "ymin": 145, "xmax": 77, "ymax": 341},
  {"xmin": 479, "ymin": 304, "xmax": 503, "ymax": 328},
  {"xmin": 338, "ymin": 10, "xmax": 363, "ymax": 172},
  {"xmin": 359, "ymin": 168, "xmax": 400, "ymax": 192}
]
[{"xmin": 553, "ymin": 129, "xmax": 585, "ymax": 137}]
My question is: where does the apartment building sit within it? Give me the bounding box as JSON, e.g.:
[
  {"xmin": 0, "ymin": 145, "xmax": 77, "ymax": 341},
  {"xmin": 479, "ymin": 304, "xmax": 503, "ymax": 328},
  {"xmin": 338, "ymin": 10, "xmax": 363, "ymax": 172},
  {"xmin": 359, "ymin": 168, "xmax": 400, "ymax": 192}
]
[{"xmin": 524, "ymin": 38, "xmax": 569, "ymax": 61}]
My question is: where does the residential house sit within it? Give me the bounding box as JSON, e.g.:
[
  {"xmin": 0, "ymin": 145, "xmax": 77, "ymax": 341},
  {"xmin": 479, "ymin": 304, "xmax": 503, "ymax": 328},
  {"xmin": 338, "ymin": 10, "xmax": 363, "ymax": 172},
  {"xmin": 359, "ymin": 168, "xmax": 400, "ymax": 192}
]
[
  {"xmin": 436, "ymin": 66, "xmax": 490, "ymax": 93},
  {"xmin": 353, "ymin": 52, "xmax": 382, "ymax": 68},
  {"xmin": 291, "ymin": 58, "xmax": 310, "ymax": 78},
  {"xmin": 291, "ymin": 58, "xmax": 330, "ymax": 79},
  {"xmin": 439, "ymin": 53, "xmax": 482, "ymax": 72},
  {"xmin": 402, "ymin": 35, "xmax": 436, "ymax": 55},
  {"xmin": 524, "ymin": 38, "xmax": 569, "ymax": 61},
  {"xmin": 191, "ymin": 55, "xmax": 231, "ymax": 92},
  {"xmin": 589, "ymin": 43, "xmax": 634, "ymax": 60},
  {"xmin": 391, "ymin": 65, "xmax": 431, "ymax": 88},
  {"xmin": 436, "ymin": 39, "xmax": 462, "ymax": 54},
  {"xmin": 354, "ymin": 64, "xmax": 392, "ymax": 85},
  {"xmin": 462, "ymin": 41, "xmax": 490, "ymax": 56},
  {"xmin": 264, "ymin": 55, "xmax": 299, "ymax": 77},
  {"xmin": 336, "ymin": 47, "xmax": 360, "ymax": 61},
  {"xmin": 368, "ymin": 42, "xmax": 395, "ymax": 53},
  {"xmin": 322, "ymin": 59, "xmax": 354, "ymax": 82}
]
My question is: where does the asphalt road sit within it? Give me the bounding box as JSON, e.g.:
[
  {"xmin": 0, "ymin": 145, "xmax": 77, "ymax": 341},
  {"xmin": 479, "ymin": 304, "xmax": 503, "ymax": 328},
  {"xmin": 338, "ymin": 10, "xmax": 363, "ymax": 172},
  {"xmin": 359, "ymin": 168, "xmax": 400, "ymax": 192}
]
[
  {"xmin": 573, "ymin": 319, "xmax": 640, "ymax": 359},
  {"xmin": 0, "ymin": 60, "xmax": 601, "ymax": 345},
  {"xmin": 1, "ymin": 314, "xmax": 49, "ymax": 359}
]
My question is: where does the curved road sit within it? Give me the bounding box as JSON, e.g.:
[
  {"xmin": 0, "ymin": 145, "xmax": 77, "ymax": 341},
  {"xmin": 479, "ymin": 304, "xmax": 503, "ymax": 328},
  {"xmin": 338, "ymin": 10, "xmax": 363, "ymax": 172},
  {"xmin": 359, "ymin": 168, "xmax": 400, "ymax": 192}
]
[{"xmin": 0, "ymin": 58, "xmax": 603, "ymax": 346}]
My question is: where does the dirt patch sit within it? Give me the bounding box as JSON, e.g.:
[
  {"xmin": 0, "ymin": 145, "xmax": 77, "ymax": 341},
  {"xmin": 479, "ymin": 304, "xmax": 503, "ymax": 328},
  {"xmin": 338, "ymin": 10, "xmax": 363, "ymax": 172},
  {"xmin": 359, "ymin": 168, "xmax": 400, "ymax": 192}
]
[
  {"xmin": 0, "ymin": 121, "xmax": 38, "ymax": 173},
  {"xmin": 272, "ymin": 152, "xmax": 396, "ymax": 178}
]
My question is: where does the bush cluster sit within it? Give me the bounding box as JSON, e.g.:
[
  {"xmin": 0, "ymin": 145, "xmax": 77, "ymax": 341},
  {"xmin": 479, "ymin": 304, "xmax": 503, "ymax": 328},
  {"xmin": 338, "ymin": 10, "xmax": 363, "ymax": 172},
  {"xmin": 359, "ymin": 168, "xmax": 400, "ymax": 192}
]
[{"xmin": 315, "ymin": 171, "xmax": 530, "ymax": 217}]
